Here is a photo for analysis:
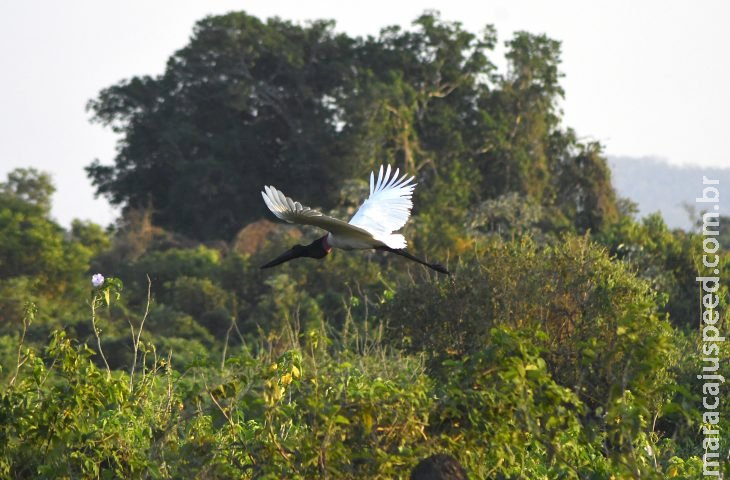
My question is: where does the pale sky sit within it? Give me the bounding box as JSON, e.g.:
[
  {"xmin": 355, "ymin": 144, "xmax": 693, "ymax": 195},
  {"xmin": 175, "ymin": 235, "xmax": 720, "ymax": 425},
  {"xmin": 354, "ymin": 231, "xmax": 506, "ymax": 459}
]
[{"xmin": 1, "ymin": 1, "xmax": 727, "ymax": 227}]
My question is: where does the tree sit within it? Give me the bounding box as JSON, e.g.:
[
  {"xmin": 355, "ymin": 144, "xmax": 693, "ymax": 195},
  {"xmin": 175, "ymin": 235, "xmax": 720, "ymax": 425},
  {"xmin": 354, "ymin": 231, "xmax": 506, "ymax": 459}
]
[
  {"xmin": 475, "ymin": 32, "xmax": 564, "ymax": 200},
  {"xmin": 547, "ymin": 132, "xmax": 619, "ymax": 232},
  {"xmin": 87, "ymin": 12, "xmax": 358, "ymax": 240},
  {"xmin": 0, "ymin": 167, "xmax": 55, "ymax": 215},
  {"xmin": 0, "ymin": 169, "xmax": 92, "ymax": 324}
]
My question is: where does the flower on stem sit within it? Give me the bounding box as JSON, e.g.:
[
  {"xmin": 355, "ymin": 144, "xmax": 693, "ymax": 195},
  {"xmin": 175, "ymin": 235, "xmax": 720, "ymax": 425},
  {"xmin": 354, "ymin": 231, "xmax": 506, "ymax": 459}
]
[{"xmin": 92, "ymin": 273, "xmax": 105, "ymax": 288}]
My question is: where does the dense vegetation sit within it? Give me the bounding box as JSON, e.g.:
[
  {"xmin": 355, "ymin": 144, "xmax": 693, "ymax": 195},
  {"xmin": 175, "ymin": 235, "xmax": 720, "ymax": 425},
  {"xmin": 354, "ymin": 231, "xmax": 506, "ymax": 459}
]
[{"xmin": 1, "ymin": 11, "xmax": 727, "ymax": 479}]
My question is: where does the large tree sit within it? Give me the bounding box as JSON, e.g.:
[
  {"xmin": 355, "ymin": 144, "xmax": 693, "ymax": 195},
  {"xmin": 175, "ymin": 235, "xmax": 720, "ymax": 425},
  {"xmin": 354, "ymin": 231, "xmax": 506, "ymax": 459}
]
[{"xmin": 88, "ymin": 13, "xmax": 358, "ymax": 240}]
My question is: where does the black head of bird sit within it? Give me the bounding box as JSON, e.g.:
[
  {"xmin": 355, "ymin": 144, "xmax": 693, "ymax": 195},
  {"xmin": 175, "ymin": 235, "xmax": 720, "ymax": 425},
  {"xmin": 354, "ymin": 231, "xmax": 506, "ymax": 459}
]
[{"xmin": 261, "ymin": 236, "xmax": 330, "ymax": 269}]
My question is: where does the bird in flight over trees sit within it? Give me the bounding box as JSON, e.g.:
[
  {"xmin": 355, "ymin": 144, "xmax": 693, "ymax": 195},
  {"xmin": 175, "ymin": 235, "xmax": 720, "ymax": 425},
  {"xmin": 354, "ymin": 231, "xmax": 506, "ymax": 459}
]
[{"xmin": 260, "ymin": 165, "xmax": 449, "ymax": 274}]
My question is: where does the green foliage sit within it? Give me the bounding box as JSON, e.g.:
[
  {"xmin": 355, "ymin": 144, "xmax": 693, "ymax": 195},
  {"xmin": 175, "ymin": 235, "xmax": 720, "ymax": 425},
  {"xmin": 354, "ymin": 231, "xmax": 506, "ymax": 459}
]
[
  {"xmin": 388, "ymin": 237, "xmax": 673, "ymax": 397},
  {"xmin": 87, "ymin": 10, "xmax": 619, "ymax": 242},
  {"xmin": 0, "ymin": 169, "xmax": 95, "ymax": 328},
  {"xmin": 0, "ymin": 196, "xmax": 86, "ymax": 289},
  {"xmin": 1, "ymin": 9, "xmax": 722, "ymax": 479},
  {"xmin": 548, "ymin": 135, "xmax": 620, "ymax": 233},
  {"xmin": 171, "ymin": 276, "xmax": 231, "ymax": 320},
  {"xmin": 467, "ymin": 191, "xmax": 545, "ymax": 240},
  {"xmin": 1, "ymin": 331, "xmax": 158, "ymax": 478},
  {"xmin": 232, "ymin": 343, "xmax": 434, "ymax": 478},
  {"xmin": 0, "ymin": 314, "xmax": 431, "ymax": 478},
  {"xmin": 432, "ymin": 327, "xmax": 608, "ymax": 478},
  {"xmin": 0, "ymin": 167, "xmax": 55, "ymax": 214},
  {"xmin": 70, "ymin": 220, "xmax": 112, "ymax": 258},
  {"xmin": 133, "ymin": 246, "xmax": 220, "ymax": 284},
  {"xmin": 2, "ymin": 269, "xmax": 712, "ymax": 478},
  {"xmin": 87, "ymin": 12, "xmax": 358, "ymax": 240},
  {"xmin": 146, "ymin": 304, "xmax": 216, "ymax": 344},
  {"xmin": 385, "ymin": 235, "xmax": 684, "ymax": 474},
  {"xmin": 597, "ymin": 212, "xmax": 721, "ymax": 330}
]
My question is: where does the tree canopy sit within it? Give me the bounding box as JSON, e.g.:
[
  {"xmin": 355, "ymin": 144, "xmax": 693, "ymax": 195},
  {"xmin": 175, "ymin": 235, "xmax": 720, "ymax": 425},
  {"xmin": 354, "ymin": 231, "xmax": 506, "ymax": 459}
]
[{"xmin": 87, "ymin": 11, "xmax": 618, "ymax": 241}]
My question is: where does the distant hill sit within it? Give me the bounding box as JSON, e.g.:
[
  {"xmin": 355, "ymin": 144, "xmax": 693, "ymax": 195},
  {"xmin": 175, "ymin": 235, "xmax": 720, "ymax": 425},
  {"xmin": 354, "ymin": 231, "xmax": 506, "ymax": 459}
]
[{"xmin": 608, "ymin": 156, "xmax": 730, "ymax": 231}]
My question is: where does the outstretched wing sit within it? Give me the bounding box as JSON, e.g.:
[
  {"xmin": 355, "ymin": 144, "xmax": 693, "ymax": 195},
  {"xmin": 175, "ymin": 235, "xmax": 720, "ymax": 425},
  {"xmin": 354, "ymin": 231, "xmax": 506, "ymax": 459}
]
[
  {"xmin": 348, "ymin": 165, "xmax": 416, "ymax": 236},
  {"xmin": 262, "ymin": 186, "xmax": 373, "ymax": 237}
]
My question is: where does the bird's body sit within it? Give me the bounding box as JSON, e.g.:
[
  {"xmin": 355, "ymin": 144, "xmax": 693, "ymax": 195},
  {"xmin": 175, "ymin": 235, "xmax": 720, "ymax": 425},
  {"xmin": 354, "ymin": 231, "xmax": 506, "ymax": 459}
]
[
  {"xmin": 260, "ymin": 165, "xmax": 448, "ymax": 274},
  {"xmin": 325, "ymin": 231, "xmax": 379, "ymax": 251}
]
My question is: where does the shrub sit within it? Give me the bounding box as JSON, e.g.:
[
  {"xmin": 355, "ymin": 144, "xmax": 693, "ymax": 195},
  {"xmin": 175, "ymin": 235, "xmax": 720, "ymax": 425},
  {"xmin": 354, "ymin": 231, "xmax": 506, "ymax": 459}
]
[{"xmin": 385, "ymin": 235, "xmax": 678, "ymax": 465}]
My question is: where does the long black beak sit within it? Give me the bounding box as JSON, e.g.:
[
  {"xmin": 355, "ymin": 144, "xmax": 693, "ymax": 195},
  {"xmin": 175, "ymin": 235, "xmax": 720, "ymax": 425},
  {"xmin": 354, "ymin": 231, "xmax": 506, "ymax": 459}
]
[{"xmin": 260, "ymin": 247, "xmax": 302, "ymax": 269}]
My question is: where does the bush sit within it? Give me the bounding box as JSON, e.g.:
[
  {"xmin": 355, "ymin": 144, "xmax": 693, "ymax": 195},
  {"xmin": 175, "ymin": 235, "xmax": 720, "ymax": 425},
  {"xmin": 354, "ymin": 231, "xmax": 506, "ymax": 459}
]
[
  {"xmin": 385, "ymin": 235, "xmax": 679, "ymax": 464},
  {"xmin": 431, "ymin": 327, "xmax": 610, "ymax": 478},
  {"xmin": 170, "ymin": 276, "xmax": 231, "ymax": 320}
]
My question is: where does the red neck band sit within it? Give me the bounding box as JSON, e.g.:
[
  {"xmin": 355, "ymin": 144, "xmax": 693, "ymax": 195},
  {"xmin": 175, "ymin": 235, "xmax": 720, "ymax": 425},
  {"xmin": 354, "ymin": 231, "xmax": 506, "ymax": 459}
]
[{"xmin": 321, "ymin": 235, "xmax": 332, "ymax": 253}]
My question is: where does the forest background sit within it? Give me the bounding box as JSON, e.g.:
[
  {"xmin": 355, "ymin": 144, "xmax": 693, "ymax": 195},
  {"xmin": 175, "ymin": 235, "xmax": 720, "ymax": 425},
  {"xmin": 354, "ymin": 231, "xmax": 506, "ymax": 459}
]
[{"xmin": 0, "ymin": 10, "xmax": 727, "ymax": 479}]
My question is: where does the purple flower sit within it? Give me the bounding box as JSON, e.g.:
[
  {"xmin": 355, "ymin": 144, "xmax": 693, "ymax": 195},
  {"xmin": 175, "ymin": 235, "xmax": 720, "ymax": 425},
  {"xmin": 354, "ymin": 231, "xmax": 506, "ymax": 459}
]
[{"xmin": 92, "ymin": 273, "xmax": 105, "ymax": 288}]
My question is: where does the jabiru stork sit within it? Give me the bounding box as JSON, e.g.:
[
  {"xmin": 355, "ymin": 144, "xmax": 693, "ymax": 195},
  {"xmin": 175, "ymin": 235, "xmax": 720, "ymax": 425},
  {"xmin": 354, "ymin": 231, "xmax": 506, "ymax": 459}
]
[{"xmin": 260, "ymin": 165, "xmax": 449, "ymax": 274}]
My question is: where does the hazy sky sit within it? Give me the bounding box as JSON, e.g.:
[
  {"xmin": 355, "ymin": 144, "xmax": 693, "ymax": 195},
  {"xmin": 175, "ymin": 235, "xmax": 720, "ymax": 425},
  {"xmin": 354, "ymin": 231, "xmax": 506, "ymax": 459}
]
[{"xmin": 1, "ymin": 1, "xmax": 727, "ymax": 227}]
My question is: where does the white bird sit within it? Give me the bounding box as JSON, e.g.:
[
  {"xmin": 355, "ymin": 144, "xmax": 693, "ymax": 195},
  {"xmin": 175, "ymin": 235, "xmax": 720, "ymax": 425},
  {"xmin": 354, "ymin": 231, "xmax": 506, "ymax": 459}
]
[{"xmin": 260, "ymin": 165, "xmax": 449, "ymax": 274}]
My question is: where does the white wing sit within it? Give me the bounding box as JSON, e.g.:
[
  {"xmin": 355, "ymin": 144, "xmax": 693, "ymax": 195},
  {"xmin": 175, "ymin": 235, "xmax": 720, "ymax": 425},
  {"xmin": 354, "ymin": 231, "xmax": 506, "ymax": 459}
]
[
  {"xmin": 349, "ymin": 165, "xmax": 416, "ymax": 237},
  {"xmin": 261, "ymin": 186, "xmax": 373, "ymax": 238}
]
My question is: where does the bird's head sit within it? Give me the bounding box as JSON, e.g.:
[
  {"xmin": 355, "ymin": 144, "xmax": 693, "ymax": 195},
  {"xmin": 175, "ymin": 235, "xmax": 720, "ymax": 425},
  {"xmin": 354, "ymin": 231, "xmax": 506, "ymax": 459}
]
[{"xmin": 260, "ymin": 236, "xmax": 330, "ymax": 269}]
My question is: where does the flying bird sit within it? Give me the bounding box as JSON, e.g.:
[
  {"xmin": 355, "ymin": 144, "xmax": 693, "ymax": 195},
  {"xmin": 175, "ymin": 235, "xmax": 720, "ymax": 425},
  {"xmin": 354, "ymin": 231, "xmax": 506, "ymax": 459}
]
[{"xmin": 260, "ymin": 165, "xmax": 449, "ymax": 274}]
